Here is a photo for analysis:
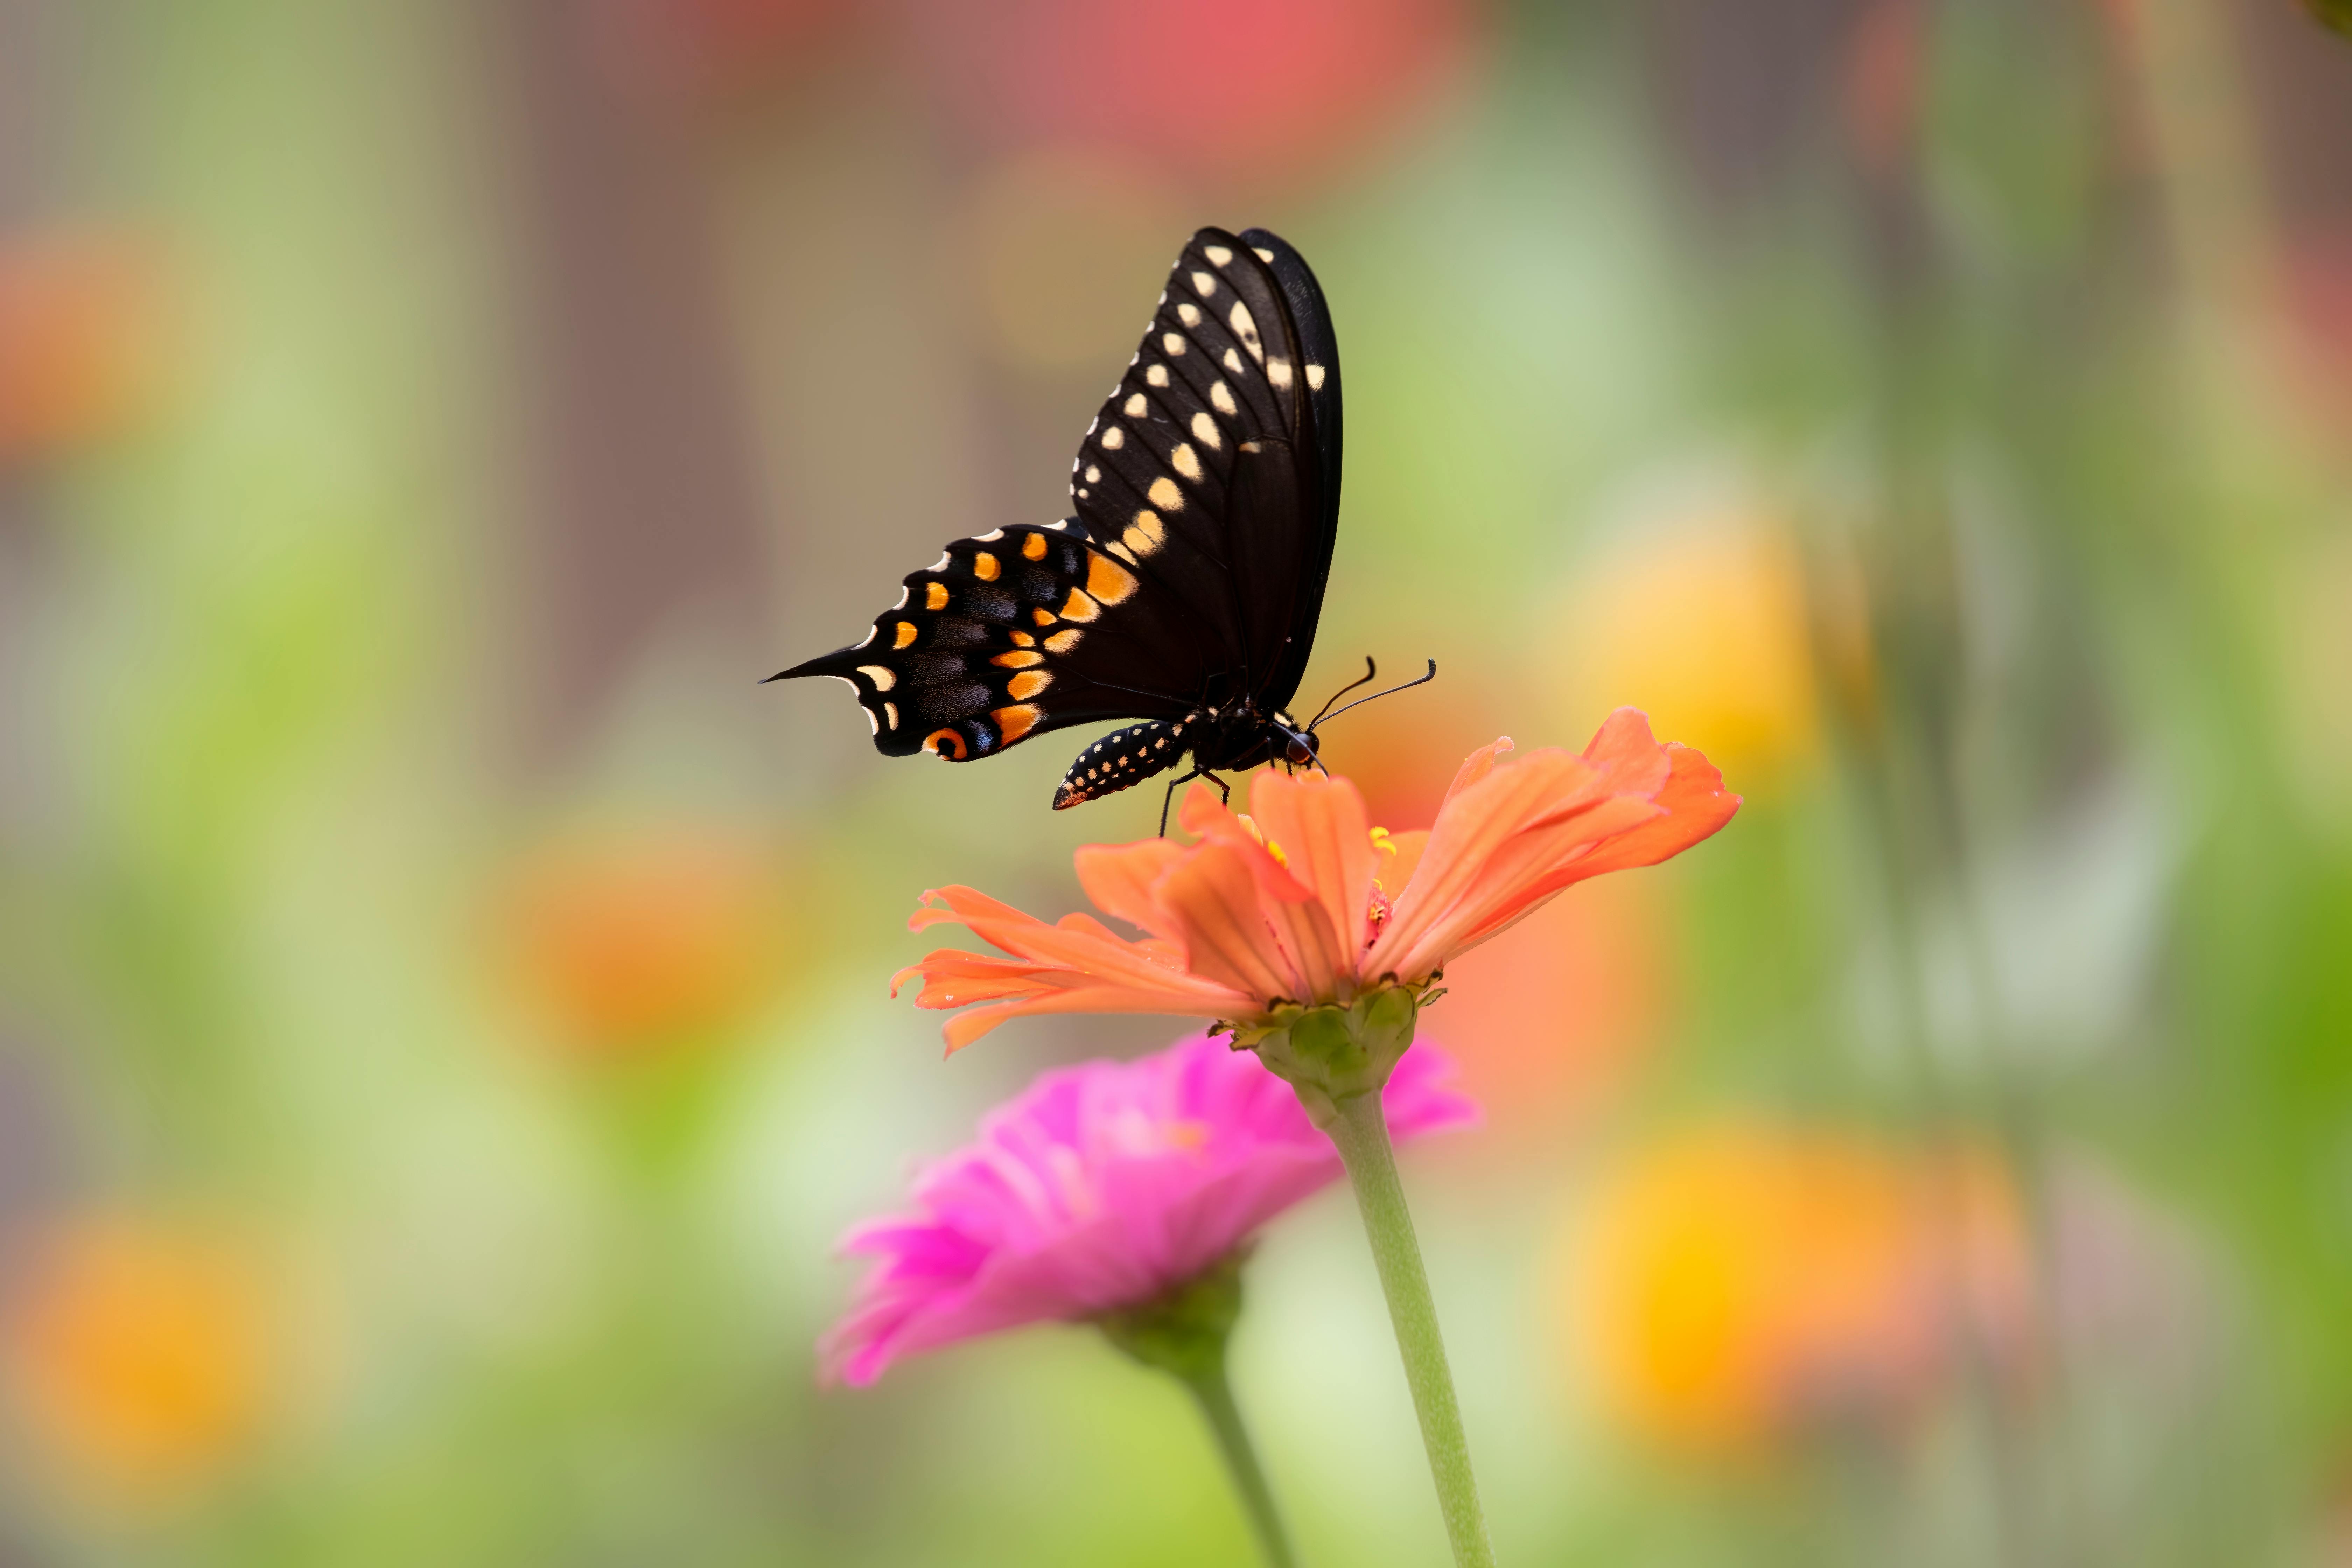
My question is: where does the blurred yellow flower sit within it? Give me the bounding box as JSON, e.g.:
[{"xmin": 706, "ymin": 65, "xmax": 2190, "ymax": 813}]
[
  {"xmin": 1550, "ymin": 510, "xmax": 1826, "ymax": 785},
  {"xmin": 0, "ymin": 226, "xmax": 172, "ymax": 464},
  {"xmin": 499, "ymin": 828, "xmax": 784, "ymax": 1060},
  {"xmin": 3, "ymin": 1216, "xmax": 271, "ymax": 1494},
  {"xmin": 1566, "ymin": 1125, "xmax": 2030, "ymax": 1457}
]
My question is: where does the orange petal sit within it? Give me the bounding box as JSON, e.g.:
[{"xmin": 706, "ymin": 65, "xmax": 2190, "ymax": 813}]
[
  {"xmin": 1154, "ymin": 839, "xmax": 1305, "ymax": 1002},
  {"xmin": 1073, "ymin": 838, "xmax": 1188, "ymax": 936},
  {"xmin": 1371, "ymin": 751, "xmax": 1606, "ymax": 974},
  {"xmin": 1441, "ymin": 736, "xmax": 1515, "ymax": 809},
  {"xmin": 1377, "ymin": 828, "xmax": 1430, "ymax": 900},
  {"xmin": 1550, "ymin": 743, "xmax": 1740, "ymax": 883},
  {"xmin": 1248, "ymin": 769, "xmax": 1378, "ymax": 984},
  {"xmin": 937, "ymin": 980, "xmax": 1244, "ymax": 1055}
]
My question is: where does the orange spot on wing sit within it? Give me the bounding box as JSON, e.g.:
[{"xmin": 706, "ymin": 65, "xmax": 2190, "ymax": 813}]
[
  {"xmin": 1007, "ymin": 670, "xmax": 1052, "ymax": 700},
  {"xmin": 993, "ymin": 703, "xmax": 1043, "ymax": 742},
  {"xmin": 893, "ymin": 621, "xmax": 917, "ymax": 649},
  {"xmin": 1022, "ymin": 533, "xmax": 1049, "ymax": 560},
  {"xmin": 1085, "ymin": 553, "xmax": 1137, "ymax": 606},
  {"xmin": 974, "ymin": 552, "xmax": 1000, "ymax": 581}
]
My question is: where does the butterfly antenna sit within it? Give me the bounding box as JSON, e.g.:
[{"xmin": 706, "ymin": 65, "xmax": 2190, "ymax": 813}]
[
  {"xmin": 1312, "ymin": 660, "xmax": 1437, "ymax": 729},
  {"xmin": 1307, "ymin": 658, "xmax": 1380, "ymax": 729}
]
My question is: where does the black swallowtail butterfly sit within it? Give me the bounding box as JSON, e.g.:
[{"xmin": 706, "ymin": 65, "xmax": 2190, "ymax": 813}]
[{"xmin": 768, "ymin": 225, "xmax": 1428, "ymax": 828}]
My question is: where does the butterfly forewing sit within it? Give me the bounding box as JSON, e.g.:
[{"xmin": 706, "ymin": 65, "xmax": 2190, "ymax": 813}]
[{"xmin": 1066, "ymin": 230, "xmax": 1323, "ymax": 710}]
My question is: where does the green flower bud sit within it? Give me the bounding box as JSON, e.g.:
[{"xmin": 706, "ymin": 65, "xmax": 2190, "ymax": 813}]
[{"xmin": 1236, "ymin": 979, "xmax": 1432, "ymax": 1128}]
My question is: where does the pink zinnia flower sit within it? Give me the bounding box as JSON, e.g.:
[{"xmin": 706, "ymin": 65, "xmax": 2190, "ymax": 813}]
[{"xmin": 821, "ymin": 1031, "xmax": 1476, "ymax": 1386}]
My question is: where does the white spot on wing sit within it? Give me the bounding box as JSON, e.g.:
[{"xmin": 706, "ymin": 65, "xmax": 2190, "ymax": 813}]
[
  {"xmin": 1229, "ymin": 302, "xmax": 1262, "ymax": 360},
  {"xmin": 1210, "ymin": 380, "xmax": 1236, "ymax": 415},
  {"xmin": 1190, "ymin": 412, "xmax": 1221, "ymax": 449},
  {"xmin": 1176, "ymin": 302, "xmax": 1201, "ymax": 327},
  {"xmin": 1252, "ymin": 246, "xmax": 1274, "ymax": 262},
  {"xmin": 931, "ymin": 552, "xmax": 952, "ymax": 571},
  {"xmin": 976, "ymin": 528, "xmax": 1004, "ymax": 541},
  {"xmin": 1124, "ymin": 393, "xmax": 1146, "ymax": 416},
  {"xmin": 1268, "ymin": 357, "xmax": 1293, "ymax": 390},
  {"xmin": 1204, "ymin": 244, "xmax": 1233, "ymax": 266},
  {"xmin": 1190, "ymin": 270, "xmax": 1216, "ymax": 296},
  {"xmin": 1162, "ymin": 333, "xmax": 1186, "ymax": 356},
  {"xmin": 1224, "ymin": 348, "xmax": 1244, "ymax": 374},
  {"xmin": 1145, "ymin": 364, "xmax": 1168, "ymax": 387},
  {"xmin": 857, "ymin": 664, "xmax": 896, "ymax": 691},
  {"xmin": 883, "ymin": 701, "xmax": 898, "ymax": 730},
  {"xmin": 1102, "ymin": 427, "xmax": 1125, "ymax": 450},
  {"xmin": 1170, "ymin": 443, "xmax": 1202, "ymax": 481},
  {"xmin": 1306, "ymin": 363, "xmax": 1327, "ymax": 391}
]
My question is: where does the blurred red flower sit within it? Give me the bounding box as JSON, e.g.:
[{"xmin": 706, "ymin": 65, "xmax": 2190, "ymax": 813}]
[
  {"xmin": 905, "ymin": 0, "xmax": 1478, "ymax": 187},
  {"xmin": 0, "ymin": 227, "xmax": 172, "ymax": 466}
]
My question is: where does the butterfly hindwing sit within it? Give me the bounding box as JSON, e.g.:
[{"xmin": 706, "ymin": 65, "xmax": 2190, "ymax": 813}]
[{"xmin": 773, "ymin": 523, "xmax": 1189, "ymax": 761}]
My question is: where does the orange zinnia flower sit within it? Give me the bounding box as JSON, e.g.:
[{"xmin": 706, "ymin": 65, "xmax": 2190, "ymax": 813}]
[{"xmin": 895, "ymin": 709, "xmax": 1737, "ymax": 1103}]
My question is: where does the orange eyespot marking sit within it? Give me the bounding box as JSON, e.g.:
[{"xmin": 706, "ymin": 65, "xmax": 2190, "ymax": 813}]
[
  {"xmin": 992, "ymin": 650, "xmax": 1044, "ymax": 668},
  {"xmin": 925, "ymin": 581, "xmax": 948, "ymax": 611},
  {"xmin": 1006, "ymin": 670, "xmax": 1051, "ymax": 701},
  {"xmin": 1032, "ymin": 607, "xmax": 1056, "ymax": 627},
  {"xmin": 1022, "ymin": 533, "xmax": 1048, "ymax": 561},
  {"xmin": 1044, "ymin": 629, "xmax": 1083, "ymax": 654},
  {"xmin": 1010, "ymin": 630, "xmax": 1035, "ymax": 647},
  {"xmin": 1060, "ymin": 587, "xmax": 1101, "ymax": 623},
  {"xmin": 993, "ymin": 703, "xmax": 1042, "ymax": 743},
  {"xmin": 894, "ymin": 621, "xmax": 917, "ymax": 649},
  {"xmin": 1086, "ymin": 554, "xmax": 1138, "ymax": 606},
  {"xmin": 924, "ymin": 728, "xmax": 968, "ymax": 760},
  {"xmin": 973, "ymin": 552, "xmax": 1000, "ymax": 581}
]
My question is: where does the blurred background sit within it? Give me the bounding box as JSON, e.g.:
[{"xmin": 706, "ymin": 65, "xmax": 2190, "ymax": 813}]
[{"xmin": 1, "ymin": 0, "xmax": 2349, "ymax": 1562}]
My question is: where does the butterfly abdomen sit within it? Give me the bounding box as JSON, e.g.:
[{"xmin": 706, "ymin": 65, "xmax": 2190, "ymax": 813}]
[{"xmin": 1051, "ymin": 719, "xmax": 1191, "ymax": 810}]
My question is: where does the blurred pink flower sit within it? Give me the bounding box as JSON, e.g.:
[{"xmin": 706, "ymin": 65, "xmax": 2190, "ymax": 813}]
[{"xmin": 822, "ymin": 1031, "xmax": 1476, "ymax": 1386}]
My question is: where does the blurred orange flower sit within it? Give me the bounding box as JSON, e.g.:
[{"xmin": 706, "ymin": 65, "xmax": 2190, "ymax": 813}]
[
  {"xmin": 0, "ymin": 227, "xmax": 171, "ymax": 464},
  {"xmin": 500, "ymin": 828, "xmax": 784, "ymax": 1060},
  {"xmin": 895, "ymin": 712, "xmax": 1737, "ymax": 1054},
  {"xmin": 1567, "ymin": 1125, "xmax": 2031, "ymax": 1457},
  {"xmin": 2, "ymin": 1216, "xmax": 271, "ymax": 1494},
  {"xmin": 1438, "ymin": 875, "xmax": 1668, "ymax": 1133},
  {"xmin": 1550, "ymin": 508, "xmax": 1835, "ymax": 786}
]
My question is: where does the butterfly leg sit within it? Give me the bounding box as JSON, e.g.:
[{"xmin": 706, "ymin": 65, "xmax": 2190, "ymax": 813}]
[{"xmin": 1158, "ymin": 769, "xmax": 1201, "ymax": 836}]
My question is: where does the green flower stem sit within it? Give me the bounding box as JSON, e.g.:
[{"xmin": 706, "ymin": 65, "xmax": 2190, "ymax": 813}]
[
  {"xmin": 1323, "ymin": 1089, "xmax": 1495, "ymax": 1568},
  {"xmin": 1180, "ymin": 1360, "xmax": 1299, "ymax": 1568},
  {"xmin": 1095, "ymin": 1255, "xmax": 1298, "ymax": 1568}
]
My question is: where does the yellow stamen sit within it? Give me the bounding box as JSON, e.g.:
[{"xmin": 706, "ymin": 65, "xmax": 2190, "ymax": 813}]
[{"xmin": 1235, "ymin": 813, "xmax": 1289, "ymax": 868}]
